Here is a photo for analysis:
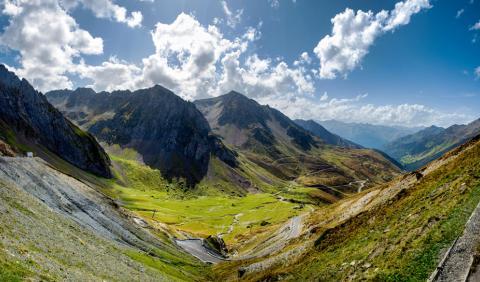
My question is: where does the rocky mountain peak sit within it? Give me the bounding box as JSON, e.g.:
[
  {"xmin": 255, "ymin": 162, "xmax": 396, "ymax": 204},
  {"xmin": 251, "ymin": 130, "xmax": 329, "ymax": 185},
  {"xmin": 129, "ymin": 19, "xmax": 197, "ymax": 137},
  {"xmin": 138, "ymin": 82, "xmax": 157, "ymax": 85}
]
[{"xmin": 0, "ymin": 64, "xmax": 112, "ymax": 178}]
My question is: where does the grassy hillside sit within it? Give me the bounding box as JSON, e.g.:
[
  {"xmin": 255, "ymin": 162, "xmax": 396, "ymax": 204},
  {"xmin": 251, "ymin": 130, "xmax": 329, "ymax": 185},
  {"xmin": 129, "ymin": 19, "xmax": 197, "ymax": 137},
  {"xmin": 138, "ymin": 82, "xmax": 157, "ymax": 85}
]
[
  {"xmin": 106, "ymin": 148, "xmax": 316, "ymax": 255},
  {"xmin": 0, "ymin": 164, "xmax": 209, "ymax": 281},
  {"xmin": 214, "ymin": 136, "xmax": 480, "ymax": 281}
]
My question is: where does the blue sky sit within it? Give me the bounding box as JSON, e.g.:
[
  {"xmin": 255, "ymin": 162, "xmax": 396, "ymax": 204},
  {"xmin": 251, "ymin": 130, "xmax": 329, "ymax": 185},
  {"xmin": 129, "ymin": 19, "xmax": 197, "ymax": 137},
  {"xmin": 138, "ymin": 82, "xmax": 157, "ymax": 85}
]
[{"xmin": 0, "ymin": 0, "xmax": 479, "ymax": 127}]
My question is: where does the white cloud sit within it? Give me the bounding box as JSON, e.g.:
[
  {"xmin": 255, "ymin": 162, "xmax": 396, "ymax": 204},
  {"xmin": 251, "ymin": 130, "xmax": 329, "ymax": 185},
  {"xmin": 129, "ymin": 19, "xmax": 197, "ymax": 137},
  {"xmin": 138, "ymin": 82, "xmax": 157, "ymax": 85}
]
[
  {"xmin": 221, "ymin": 1, "xmax": 243, "ymax": 28},
  {"xmin": 258, "ymin": 92, "xmax": 472, "ymax": 127},
  {"xmin": 1, "ymin": 0, "xmax": 103, "ymax": 91},
  {"xmin": 456, "ymin": 9, "xmax": 464, "ymax": 19},
  {"xmin": 268, "ymin": 0, "xmax": 280, "ymax": 9},
  {"xmin": 76, "ymin": 57, "xmax": 141, "ymax": 91},
  {"xmin": 471, "ymin": 20, "xmax": 480, "ymax": 30},
  {"xmin": 475, "ymin": 66, "xmax": 480, "ymax": 79},
  {"xmin": 383, "ymin": 0, "xmax": 431, "ymax": 31},
  {"xmin": 80, "ymin": 13, "xmax": 313, "ymax": 101},
  {"xmin": 319, "ymin": 92, "xmax": 328, "ymax": 101},
  {"xmin": 314, "ymin": 0, "xmax": 431, "ymax": 79},
  {"xmin": 60, "ymin": 0, "xmax": 143, "ymax": 27}
]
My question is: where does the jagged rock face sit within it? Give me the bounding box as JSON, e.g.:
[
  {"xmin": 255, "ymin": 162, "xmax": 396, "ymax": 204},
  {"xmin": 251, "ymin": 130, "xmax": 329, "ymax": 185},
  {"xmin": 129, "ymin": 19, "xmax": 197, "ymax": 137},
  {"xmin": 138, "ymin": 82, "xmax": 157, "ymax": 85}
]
[
  {"xmin": 47, "ymin": 86, "xmax": 237, "ymax": 187},
  {"xmin": 195, "ymin": 91, "xmax": 317, "ymax": 153},
  {"xmin": 0, "ymin": 65, "xmax": 111, "ymax": 178}
]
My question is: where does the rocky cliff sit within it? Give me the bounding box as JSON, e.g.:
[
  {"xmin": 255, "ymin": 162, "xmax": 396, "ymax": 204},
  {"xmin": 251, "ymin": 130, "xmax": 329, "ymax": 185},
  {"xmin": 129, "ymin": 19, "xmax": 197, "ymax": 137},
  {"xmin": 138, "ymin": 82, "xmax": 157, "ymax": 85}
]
[
  {"xmin": 0, "ymin": 65, "xmax": 111, "ymax": 178},
  {"xmin": 47, "ymin": 86, "xmax": 237, "ymax": 187}
]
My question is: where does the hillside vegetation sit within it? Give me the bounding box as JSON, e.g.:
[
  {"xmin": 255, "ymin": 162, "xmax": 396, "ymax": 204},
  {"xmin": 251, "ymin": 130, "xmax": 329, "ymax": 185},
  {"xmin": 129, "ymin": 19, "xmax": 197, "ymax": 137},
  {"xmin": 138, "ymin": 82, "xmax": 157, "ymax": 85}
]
[
  {"xmin": 384, "ymin": 119, "xmax": 480, "ymax": 170},
  {"xmin": 214, "ymin": 135, "xmax": 480, "ymax": 281}
]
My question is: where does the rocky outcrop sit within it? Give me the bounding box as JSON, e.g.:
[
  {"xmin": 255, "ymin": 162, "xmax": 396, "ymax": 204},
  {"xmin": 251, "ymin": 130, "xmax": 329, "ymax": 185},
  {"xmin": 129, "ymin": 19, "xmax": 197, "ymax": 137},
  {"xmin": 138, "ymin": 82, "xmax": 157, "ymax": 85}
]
[
  {"xmin": 0, "ymin": 139, "xmax": 15, "ymax": 157},
  {"xmin": 46, "ymin": 86, "xmax": 237, "ymax": 187},
  {"xmin": 204, "ymin": 235, "xmax": 228, "ymax": 257},
  {"xmin": 0, "ymin": 65, "xmax": 111, "ymax": 178}
]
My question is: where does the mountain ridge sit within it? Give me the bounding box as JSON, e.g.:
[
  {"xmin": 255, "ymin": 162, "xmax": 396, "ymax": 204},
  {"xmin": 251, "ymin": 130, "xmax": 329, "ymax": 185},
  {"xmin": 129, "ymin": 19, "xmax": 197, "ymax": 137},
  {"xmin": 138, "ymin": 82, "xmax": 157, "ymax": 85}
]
[
  {"xmin": 195, "ymin": 91, "xmax": 401, "ymax": 191},
  {"xmin": 383, "ymin": 118, "xmax": 480, "ymax": 170},
  {"xmin": 0, "ymin": 65, "xmax": 111, "ymax": 178},
  {"xmin": 46, "ymin": 86, "xmax": 237, "ymax": 187}
]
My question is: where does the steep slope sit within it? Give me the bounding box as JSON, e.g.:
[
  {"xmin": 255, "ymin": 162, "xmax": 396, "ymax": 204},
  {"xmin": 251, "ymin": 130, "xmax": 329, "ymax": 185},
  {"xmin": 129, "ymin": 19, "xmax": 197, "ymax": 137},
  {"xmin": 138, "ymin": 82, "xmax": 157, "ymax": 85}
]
[
  {"xmin": 46, "ymin": 86, "xmax": 237, "ymax": 187},
  {"xmin": 215, "ymin": 135, "xmax": 480, "ymax": 281},
  {"xmin": 0, "ymin": 65, "xmax": 111, "ymax": 178},
  {"xmin": 195, "ymin": 92, "xmax": 401, "ymax": 192},
  {"xmin": 383, "ymin": 119, "xmax": 480, "ymax": 170},
  {"xmin": 294, "ymin": 119, "xmax": 361, "ymax": 148},
  {"xmin": 0, "ymin": 156, "xmax": 208, "ymax": 281},
  {"xmin": 318, "ymin": 119, "xmax": 422, "ymax": 149}
]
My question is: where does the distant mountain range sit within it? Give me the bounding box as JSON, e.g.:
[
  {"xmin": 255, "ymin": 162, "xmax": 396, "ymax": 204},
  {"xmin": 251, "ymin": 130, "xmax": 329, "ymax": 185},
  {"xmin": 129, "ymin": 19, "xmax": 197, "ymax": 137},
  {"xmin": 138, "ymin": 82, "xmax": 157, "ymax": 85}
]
[
  {"xmin": 47, "ymin": 87, "xmax": 400, "ymax": 196},
  {"xmin": 293, "ymin": 119, "xmax": 361, "ymax": 149},
  {"xmin": 317, "ymin": 120, "xmax": 422, "ymax": 150},
  {"xmin": 383, "ymin": 119, "xmax": 480, "ymax": 170},
  {"xmin": 0, "ymin": 65, "xmax": 111, "ymax": 177},
  {"xmin": 194, "ymin": 91, "xmax": 401, "ymax": 195}
]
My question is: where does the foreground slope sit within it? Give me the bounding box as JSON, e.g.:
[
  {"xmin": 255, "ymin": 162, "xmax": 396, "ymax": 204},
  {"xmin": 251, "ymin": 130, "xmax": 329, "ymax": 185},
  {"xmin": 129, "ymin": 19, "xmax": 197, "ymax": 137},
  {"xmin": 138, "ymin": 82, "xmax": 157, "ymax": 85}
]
[
  {"xmin": 0, "ymin": 65, "xmax": 111, "ymax": 177},
  {"xmin": 46, "ymin": 86, "xmax": 237, "ymax": 187},
  {"xmin": 0, "ymin": 157, "xmax": 207, "ymax": 281},
  {"xmin": 215, "ymin": 135, "xmax": 480, "ymax": 281},
  {"xmin": 195, "ymin": 92, "xmax": 401, "ymax": 193},
  {"xmin": 384, "ymin": 119, "xmax": 480, "ymax": 170}
]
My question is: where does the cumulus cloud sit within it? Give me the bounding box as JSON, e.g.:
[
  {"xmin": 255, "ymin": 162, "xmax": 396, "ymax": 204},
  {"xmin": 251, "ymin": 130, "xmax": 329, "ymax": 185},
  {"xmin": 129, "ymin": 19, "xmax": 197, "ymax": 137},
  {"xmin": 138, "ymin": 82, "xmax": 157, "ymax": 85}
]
[
  {"xmin": 60, "ymin": 0, "xmax": 143, "ymax": 27},
  {"xmin": 1, "ymin": 0, "xmax": 103, "ymax": 91},
  {"xmin": 221, "ymin": 1, "xmax": 243, "ymax": 28},
  {"xmin": 76, "ymin": 57, "xmax": 141, "ymax": 91},
  {"xmin": 258, "ymin": 92, "xmax": 472, "ymax": 127},
  {"xmin": 314, "ymin": 0, "xmax": 431, "ymax": 79},
  {"xmin": 475, "ymin": 66, "xmax": 480, "ymax": 79},
  {"xmin": 76, "ymin": 13, "xmax": 313, "ymax": 101}
]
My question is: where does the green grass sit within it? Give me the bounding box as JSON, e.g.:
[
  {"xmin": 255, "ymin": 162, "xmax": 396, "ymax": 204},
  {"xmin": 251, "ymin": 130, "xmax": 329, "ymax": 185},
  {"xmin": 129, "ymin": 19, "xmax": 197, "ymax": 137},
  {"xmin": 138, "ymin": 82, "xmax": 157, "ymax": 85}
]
[
  {"xmin": 108, "ymin": 152, "xmax": 308, "ymax": 249},
  {"xmin": 117, "ymin": 185, "xmax": 303, "ymax": 243},
  {"xmin": 125, "ymin": 250, "xmax": 210, "ymax": 281},
  {"xmin": 244, "ymin": 138, "xmax": 480, "ymax": 281},
  {"xmin": 0, "ymin": 251, "xmax": 31, "ymax": 282}
]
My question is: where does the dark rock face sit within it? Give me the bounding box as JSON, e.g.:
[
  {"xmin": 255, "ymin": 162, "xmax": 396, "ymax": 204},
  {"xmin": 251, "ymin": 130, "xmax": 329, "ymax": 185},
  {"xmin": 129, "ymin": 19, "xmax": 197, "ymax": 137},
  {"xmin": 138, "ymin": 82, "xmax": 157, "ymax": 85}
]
[
  {"xmin": 204, "ymin": 235, "xmax": 228, "ymax": 257},
  {"xmin": 195, "ymin": 91, "xmax": 318, "ymax": 151},
  {"xmin": 0, "ymin": 65, "xmax": 111, "ymax": 178},
  {"xmin": 47, "ymin": 86, "xmax": 237, "ymax": 187}
]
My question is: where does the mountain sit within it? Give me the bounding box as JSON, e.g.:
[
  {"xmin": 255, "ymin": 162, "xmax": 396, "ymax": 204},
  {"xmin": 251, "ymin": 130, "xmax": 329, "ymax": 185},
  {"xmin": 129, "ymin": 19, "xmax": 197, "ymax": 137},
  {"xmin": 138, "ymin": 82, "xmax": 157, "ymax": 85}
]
[
  {"xmin": 294, "ymin": 119, "xmax": 361, "ymax": 148},
  {"xmin": 46, "ymin": 86, "xmax": 237, "ymax": 187},
  {"xmin": 0, "ymin": 65, "xmax": 111, "ymax": 178},
  {"xmin": 216, "ymin": 134, "xmax": 480, "ymax": 281},
  {"xmin": 195, "ymin": 91, "xmax": 401, "ymax": 191},
  {"xmin": 383, "ymin": 119, "xmax": 480, "ymax": 171},
  {"xmin": 318, "ymin": 120, "xmax": 422, "ymax": 149}
]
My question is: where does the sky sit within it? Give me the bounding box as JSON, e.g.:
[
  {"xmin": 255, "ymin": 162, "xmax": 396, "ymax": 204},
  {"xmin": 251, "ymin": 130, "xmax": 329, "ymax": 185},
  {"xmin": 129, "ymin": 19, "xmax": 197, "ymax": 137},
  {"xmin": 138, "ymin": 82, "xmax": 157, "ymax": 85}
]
[{"xmin": 0, "ymin": 0, "xmax": 479, "ymax": 127}]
